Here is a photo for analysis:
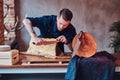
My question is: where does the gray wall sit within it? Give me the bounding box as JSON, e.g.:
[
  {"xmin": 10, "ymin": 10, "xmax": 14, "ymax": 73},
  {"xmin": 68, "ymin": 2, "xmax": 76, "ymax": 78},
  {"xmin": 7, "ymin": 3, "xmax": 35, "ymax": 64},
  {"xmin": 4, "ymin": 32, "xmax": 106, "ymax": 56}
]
[{"xmin": 15, "ymin": 0, "xmax": 120, "ymax": 53}]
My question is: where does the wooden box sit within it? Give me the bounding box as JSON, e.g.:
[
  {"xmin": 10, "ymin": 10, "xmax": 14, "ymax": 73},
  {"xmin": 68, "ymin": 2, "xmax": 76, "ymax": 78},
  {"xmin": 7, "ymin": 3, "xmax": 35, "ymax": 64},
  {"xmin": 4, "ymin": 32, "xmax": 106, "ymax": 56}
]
[{"xmin": 0, "ymin": 50, "xmax": 19, "ymax": 65}]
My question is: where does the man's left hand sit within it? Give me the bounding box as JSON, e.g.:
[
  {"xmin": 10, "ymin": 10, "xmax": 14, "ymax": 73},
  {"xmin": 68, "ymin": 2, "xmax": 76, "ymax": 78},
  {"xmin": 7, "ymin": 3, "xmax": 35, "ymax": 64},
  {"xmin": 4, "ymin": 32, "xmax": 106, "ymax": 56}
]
[{"xmin": 56, "ymin": 35, "xmax": 68, "ymax": 44}]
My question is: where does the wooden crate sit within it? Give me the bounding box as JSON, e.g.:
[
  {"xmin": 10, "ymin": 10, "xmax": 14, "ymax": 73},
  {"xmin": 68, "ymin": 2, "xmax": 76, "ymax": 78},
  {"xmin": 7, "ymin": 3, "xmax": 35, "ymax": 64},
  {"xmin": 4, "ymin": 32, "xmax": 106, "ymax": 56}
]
[{"xmin": 0, "ymin": 50, "xmax": 19, "ymax": 65}]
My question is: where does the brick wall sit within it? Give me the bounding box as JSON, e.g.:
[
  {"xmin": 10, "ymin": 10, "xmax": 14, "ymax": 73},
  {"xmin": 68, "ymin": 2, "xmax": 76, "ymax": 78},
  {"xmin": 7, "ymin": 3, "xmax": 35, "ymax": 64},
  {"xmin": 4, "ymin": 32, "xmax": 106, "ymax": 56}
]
[
  {"xmin": 0, "ymin": 0, "xmax": 4, "ymax": 45},
  {"xmin": 4, "ymin": 0, "xmax": 16, "ymax": 41},
  {"xmin": 0, "ymin": 0, "xmax": 15, "ymax": 44},
  {"xmin": 4, "ymin": 0, "xmax": 15, "ymax": 25}
]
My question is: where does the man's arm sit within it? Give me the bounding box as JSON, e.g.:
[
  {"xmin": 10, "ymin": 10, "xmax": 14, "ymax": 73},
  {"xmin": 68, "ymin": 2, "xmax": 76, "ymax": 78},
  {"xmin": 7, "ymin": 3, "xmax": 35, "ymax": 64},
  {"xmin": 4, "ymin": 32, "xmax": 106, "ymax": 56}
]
[
  {"xmin": 23, "ymin": 19, "xmax": 37, "ymax": 38},
  {"xmin": 23, "ymin": 19, "xmax": 43, "ymax": 45}
]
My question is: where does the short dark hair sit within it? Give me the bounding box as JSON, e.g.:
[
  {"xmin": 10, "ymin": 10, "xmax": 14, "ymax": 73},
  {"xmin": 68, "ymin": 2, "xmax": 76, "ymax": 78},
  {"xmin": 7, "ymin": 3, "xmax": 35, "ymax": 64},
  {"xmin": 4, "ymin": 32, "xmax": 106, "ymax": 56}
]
[{"xmin": 59, "ymin": 8, "xmax": 73, "ymax": 21}]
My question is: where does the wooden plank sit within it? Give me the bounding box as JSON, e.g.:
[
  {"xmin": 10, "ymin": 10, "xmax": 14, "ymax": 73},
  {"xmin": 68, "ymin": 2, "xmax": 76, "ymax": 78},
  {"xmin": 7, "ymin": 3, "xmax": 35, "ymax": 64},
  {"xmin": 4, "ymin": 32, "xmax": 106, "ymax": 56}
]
[{"xmin": 20, "ymin": 53, "xmax": 71, "ymax": 65}]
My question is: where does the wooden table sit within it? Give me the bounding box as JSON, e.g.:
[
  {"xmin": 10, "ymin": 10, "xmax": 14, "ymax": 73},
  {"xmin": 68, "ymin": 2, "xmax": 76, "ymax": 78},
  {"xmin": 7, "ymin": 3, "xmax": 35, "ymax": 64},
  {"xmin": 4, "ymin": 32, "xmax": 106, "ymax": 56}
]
[
  {"xmin": 0, "ymin": 53, "xmax": 120, "ymax": 74},
  {"xmin": 0, "ymin": 53, "xmax": 70, "ymax": 74}
]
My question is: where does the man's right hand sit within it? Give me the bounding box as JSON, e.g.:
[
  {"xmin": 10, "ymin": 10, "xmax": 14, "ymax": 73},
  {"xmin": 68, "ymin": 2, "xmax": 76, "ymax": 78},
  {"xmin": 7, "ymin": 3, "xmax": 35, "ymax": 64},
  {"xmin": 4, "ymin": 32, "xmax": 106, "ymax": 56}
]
[{"xmin": 32, "ymin": 36, "xmax": 44, "ymax": 45}]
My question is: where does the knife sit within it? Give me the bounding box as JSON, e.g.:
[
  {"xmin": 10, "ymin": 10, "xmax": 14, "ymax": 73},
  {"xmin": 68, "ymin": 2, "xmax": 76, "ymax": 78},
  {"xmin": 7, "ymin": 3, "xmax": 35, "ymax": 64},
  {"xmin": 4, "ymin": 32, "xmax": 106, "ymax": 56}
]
[{"xmin": 72, "ymin": 31, "xmax": 83, "ymax": 57}]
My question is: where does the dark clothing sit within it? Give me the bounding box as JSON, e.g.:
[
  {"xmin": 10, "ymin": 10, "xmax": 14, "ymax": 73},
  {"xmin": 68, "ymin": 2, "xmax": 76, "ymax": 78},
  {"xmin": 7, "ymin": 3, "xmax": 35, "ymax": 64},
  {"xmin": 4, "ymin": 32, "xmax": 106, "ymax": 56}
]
[
  {"xmin": 27, "ymin": 15, "xmax": 76, "ymax": 52},
  {"xmin": 65, "ymin": 51, "xmax": 116, "ymax": 80}
]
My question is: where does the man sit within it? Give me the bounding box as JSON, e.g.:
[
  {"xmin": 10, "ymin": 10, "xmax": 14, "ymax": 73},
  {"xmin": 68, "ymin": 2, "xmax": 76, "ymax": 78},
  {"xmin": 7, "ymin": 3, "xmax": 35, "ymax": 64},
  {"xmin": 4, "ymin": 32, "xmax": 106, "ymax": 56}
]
[{"xmin": 23, "ymin": 8, "xmax": 76, "ymax": 52}]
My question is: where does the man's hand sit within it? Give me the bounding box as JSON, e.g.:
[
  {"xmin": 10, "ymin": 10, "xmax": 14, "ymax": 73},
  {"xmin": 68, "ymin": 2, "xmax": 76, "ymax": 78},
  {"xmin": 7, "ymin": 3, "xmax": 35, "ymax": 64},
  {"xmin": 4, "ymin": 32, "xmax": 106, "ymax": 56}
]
[
  {"xmin": 56, "ymin": 35, "xmax": 73, "ymax": 51},
  {"xmin": 56, "ymin": 35, "xmax": 68, "ymax": 44},
  {"xmin": 32, "ymin": 37, "xmax": 44, "ymax": 45}
]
